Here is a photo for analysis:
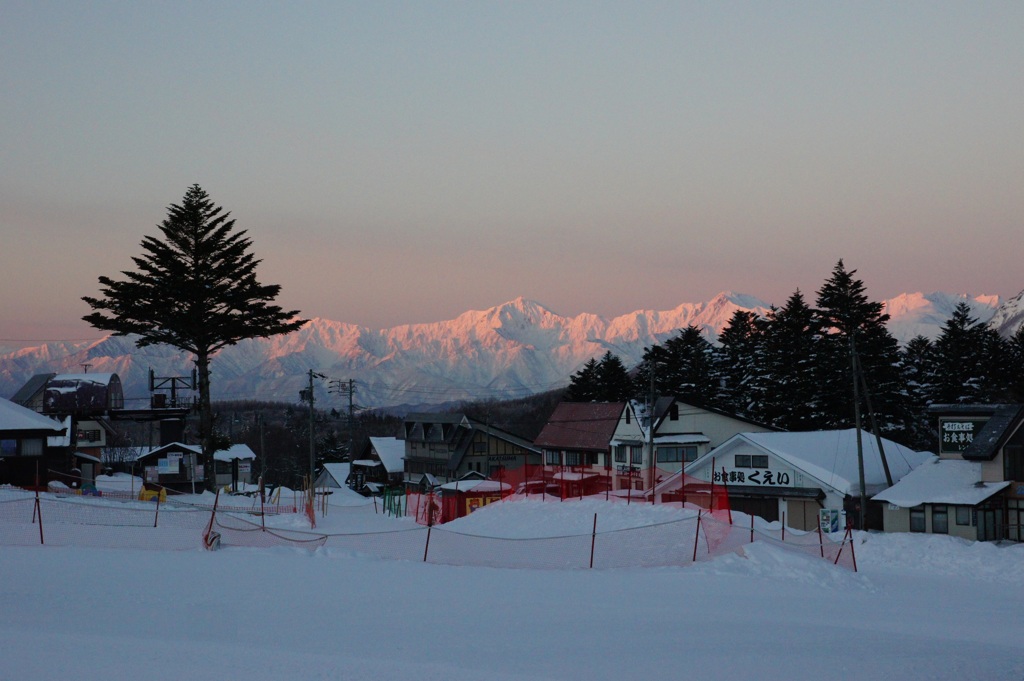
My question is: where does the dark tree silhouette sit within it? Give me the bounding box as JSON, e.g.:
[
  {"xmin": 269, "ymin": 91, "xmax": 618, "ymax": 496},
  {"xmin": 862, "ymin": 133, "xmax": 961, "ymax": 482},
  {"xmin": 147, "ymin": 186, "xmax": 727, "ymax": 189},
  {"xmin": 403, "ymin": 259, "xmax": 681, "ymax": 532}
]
[{"xmin": 82, "ymin": 185, "xmax": 306, "ymax": 487}]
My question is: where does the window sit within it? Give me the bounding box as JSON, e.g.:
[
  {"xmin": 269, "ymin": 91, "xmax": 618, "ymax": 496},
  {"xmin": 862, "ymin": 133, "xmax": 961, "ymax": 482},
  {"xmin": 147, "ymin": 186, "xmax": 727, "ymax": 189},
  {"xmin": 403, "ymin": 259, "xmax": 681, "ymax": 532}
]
[
  {"xmin": 1, "ymin": 439, "xmax": 16, "ymax": 456},
  {"xmin": 545, "ymin": 451, "xmax": 560, "ymax": 466},
  {"xmin": 669, "ymin": 404, "xmax": 679, "ymax": 421},
  {"xmin": 910, "ymin": 506, "xmax": 925, "ymax": 533},
  {"xmin": 474, "ymin": 441, "xmax": 487, "ymax": 453},
  {"xmin": 955, "ymin": 506, "xmax": 971, "ymax": 526},
  {"xmin": 1004, "ymin": 445, "xmax": 1024, "ymax": 482},
  {"xmin": 657, "ymin": 446, "xmax": 698, "ymax": 463},
  {"xmin": 614, "ymin": 446, "xmax": 627, "ymax": 464},
  {"xmin": 630, "ymin": 447, "xmax": 643, "ymax": 464},
  {"xmin": 932, "ymin": 506, "xmax": 949, "ymax": 534},
  {"xmin": 566, "ymin": 452, "xmax": 581, "ymax": 466},
  {"xmin": 735, "ymin": 454, "xmax": 769, "ymax": 468}
]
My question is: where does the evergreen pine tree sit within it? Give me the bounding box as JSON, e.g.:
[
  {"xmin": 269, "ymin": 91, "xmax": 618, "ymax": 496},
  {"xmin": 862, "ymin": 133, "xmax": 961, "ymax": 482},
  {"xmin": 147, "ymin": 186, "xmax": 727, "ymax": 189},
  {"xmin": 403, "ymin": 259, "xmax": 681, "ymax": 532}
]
[
  {"xmin": 714, "ymin": 309, "xmax": 763, "ymax": 417},
  {"xmin": 594, "ymin": 351, "xmax": 633, "ymax": 402},
  {"xmin": 635, "ymin": 326, "xmax": 717, "ymax": 405},
  {"xmin": 931, "ymin": 302, "xmax": 1015, "ymax": 404},
  {"xmin": 750, "ymin": 291, "xmax": 821, "ymax": 430},
  {"xmin": 565, "ymin": 357, "xmax": 601, "ymax": 402},
  {"xmin": 82, "ymin": 185, "xmax": 306, "ymax": 486},
  {"xmin": 814, "ymin": 260, "xmax": 909, "ymax": 439},
  {"xmin": 900, "ymin": 335, "xmax": 938, "ymax": 451}
]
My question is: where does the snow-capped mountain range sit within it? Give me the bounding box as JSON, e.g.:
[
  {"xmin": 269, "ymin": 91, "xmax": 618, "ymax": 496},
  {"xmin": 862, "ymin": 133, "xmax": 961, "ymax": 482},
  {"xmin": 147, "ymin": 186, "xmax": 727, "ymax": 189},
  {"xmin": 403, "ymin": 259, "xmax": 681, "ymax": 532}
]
[{"xmin": 0, "ymin": 291, "xmax": 1014, "ymax": 411}]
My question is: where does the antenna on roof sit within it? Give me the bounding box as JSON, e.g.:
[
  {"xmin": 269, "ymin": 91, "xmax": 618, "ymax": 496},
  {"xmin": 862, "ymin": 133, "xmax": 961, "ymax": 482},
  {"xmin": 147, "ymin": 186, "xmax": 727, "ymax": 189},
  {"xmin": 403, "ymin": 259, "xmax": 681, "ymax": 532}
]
[{"xmin": 80, "ymin": 363, "xmax": 91, "ymax": 373}]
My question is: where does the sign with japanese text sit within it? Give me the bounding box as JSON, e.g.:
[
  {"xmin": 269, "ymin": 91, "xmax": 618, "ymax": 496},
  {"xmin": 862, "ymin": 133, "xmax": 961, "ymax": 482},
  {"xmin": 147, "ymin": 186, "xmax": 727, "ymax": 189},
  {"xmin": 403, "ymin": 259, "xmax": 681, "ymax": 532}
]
[
  {"xmin": 712, "ymin": 468, "xmax": 793, "ymax": 487},
  {"xmin": 939, "ymin": 418, "xmax": 988, "ymax": 454}
]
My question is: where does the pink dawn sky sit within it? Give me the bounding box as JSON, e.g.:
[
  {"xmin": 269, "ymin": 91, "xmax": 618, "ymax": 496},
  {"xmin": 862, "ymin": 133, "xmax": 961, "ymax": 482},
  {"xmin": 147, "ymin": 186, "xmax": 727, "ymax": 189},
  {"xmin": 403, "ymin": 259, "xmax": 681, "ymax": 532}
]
[{"xmin": 2, "ymin": 2, "xmax": 1022, "ymax": 346}]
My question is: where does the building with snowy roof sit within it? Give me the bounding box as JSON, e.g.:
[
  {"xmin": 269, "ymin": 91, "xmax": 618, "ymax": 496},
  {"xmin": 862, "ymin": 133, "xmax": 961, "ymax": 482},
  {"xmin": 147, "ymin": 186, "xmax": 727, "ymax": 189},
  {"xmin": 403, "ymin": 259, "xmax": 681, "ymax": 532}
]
[
  {"xmin": 402, "ymin": 413, "xmax": 542, "ymax": 487},
  {"xmin": 0, "ymin": 396, "xmax": 67, "ymax": 487},
  {"xmin": 349, "ymin": 437, "xmax": 406, "ymax": 494},
  {"xmin": 679, "ymin": 429, "xmax": 932, "ymax": 531},
  {"xmin": 875, "ymin": 404, "xmax": 1024, "ymax": 542},
  {"xmin": 609, "ymin": 398, "xmax": 776, "ymax": 494}
]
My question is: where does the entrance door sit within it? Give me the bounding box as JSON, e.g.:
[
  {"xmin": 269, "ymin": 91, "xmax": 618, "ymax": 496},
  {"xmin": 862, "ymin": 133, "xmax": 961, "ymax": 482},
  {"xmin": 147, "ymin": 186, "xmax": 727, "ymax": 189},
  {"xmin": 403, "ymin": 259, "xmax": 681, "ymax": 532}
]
[{"xmin": 730, "ymin": 496, "xmax": 779, "ymax": 523}]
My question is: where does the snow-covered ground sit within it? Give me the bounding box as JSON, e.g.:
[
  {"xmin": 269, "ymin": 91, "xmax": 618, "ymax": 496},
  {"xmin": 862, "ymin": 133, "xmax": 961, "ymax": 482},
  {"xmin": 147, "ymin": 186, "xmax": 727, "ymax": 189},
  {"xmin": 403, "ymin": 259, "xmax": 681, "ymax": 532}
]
[{"xmin": 2, "ymin": 479, "xmax": 1022, "ymax": 680}]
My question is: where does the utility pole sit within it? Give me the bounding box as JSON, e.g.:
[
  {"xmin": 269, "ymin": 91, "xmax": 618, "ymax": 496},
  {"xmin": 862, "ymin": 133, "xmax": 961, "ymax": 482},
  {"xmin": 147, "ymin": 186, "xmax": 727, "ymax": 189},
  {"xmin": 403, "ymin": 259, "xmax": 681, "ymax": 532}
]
[
  {"xmin": 329, "ymin": 379, "xmax": 357, "ymax": 460},
  {"xmin": 647, "ymin": 358, "xmax": 656, "ymax": 495},
  {"xmin": 301, "ymin": 370, "xmax": 325, "ymax": 509},
  {"xmin": 851, "ymin": 334, "xmax": 867, "ymax": 531}
]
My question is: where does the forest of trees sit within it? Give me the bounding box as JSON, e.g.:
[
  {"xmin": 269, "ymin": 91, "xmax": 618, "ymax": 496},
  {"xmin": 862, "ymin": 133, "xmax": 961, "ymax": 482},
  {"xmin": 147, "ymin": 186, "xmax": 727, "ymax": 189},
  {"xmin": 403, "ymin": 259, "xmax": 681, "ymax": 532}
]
[{"xmin": 566, "ymin": 261, "xmax": 1024, "ymax": 451}]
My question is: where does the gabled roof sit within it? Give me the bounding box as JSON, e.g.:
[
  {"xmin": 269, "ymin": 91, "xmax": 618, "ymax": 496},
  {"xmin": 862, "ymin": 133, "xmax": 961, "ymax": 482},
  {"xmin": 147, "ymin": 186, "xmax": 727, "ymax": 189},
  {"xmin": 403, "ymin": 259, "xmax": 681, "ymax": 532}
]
[
  {"xmin": 688, "ymin": 429, "xmax": 933, "ymax": 497},
  {"xmin": 214, "ymin": 444, "xmax": 256, "ymax": 462},
  {"xmin": 958, "ymin": 405, "xmax": 1024, "ymax": 462},
  {"xmin": 135, "ymin": 442, "xmax": 202, "ymax": 460},
  {"xmin": 663, "ymin": 399, "xmax": 779, "ymax": 433},
  {"xmin": 319, "ymin": 462, "xmax": 351, "ymax": 487},
  {"xmin": 873, "ymin": 458, "xmax": 1011, "ymax": 507},
  {"xmin": 9, "ymin": 373, "xmax": 55, "ymax": 406},
  {"xmin": 0, "ymin": 397, "xmax": 66, "ymax": 433},
  {"xmin": 368, "ymin": 436, "xmax": 405, "ymax": 474},
  {"xmin": 533, "ymin": 402, "xmax": 625, "ymax": 451}
]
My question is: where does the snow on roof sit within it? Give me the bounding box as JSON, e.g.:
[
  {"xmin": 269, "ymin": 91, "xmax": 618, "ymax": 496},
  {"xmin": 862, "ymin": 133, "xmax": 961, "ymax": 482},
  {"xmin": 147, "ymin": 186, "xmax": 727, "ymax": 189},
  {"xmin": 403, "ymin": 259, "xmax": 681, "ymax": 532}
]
[
  {"xmin": 551, "ymin": 471, "xmax": 601, "ymax": 481},
  {"xmin": 653, "ymin": 433, "xmax": 710, "ymax": 445},
  {"xmin": 369, "ymin": 437, "xmax": 405, "ymax": 473},
  {"xmin": 320, "ymin": 463, "xmax": 350, "ymax": 487},
  {"xmin": 715, "ymin": 430, "xmax": 933, "ymax": 496},
  {"xmin": 48, "ymin": 416, "xmax": 72, "ymax": 447},
  {"xmin": 0, "ymin": 397, "xmax": 66, "ymax": 433},
  {"xmin": 439, "ymin": 479, "xmax": 512, "ymax": 493},
  {"xmin": 214, "ymin": 444, "xmax": 256, "ymax": 462},
  {"xmin": 872, "ymin": 458, "xmax": 1011, "ymax": 507},
  {"xmin": 352, "ymin": 459, "xmax": 383, "ymax": 467}
]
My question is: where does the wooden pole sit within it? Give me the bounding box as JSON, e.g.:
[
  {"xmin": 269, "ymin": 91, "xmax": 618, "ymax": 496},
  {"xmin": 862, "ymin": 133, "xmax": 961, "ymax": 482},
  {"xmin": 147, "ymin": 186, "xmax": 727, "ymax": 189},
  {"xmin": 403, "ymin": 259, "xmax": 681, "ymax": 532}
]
[
  {"xmin": 422, "ymin": 524, "xmax": 432, "ymax": 563},
  {"xmin": 692, "ymin": 511, "xmax": 702, "ymax": 562},
  {"xmin": 34, "ymin": 486, "xmax": 44, "ymax": 545},
  {"xmin": 589, "ymin": 513, "xmax": 597, "ymax": 569}
]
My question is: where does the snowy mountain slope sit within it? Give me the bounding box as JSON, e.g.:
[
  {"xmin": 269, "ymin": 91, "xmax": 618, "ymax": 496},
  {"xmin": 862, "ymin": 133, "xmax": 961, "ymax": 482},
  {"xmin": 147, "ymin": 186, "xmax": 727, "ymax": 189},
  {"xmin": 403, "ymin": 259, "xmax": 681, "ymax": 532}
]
[
  {"xmin": 987, "ymin": 288, "xmax": 1024, "ymax": 338},
  {"xmin": 0, "ymin": 291, "xmax": 1005, "ymax": 410},
  {"xmin": 882, "ymin": 291, "xmax": 1001, "ymax": 344}
]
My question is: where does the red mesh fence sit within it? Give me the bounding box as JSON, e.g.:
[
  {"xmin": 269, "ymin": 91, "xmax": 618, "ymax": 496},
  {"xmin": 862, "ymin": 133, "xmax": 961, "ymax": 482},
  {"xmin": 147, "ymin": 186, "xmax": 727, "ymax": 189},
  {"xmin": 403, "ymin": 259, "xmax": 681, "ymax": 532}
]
[{"xmin": 0, "ymin": 489, "xmax": 855, "ymax": 571}]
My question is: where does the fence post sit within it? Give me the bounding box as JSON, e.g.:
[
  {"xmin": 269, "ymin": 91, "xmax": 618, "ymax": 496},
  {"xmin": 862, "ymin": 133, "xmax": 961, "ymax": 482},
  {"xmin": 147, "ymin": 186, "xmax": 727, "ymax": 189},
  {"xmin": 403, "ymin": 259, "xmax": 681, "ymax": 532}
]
[
  {"xmin": 692, "ymin": 511, "xmax": 702, "ymax": 562},
  {"xmin": 589, "ymin": 513, "xmax": 597, "ymax": 569},
  {"xmin": 153, "ymin": 494, "xmax": 161, "ymax": 528},
  {"xmin": 423, "ymin": 524, "xmax": 432, "ymax": 563},
  {"xmin": 817, "ymin": 523, "xmax": 824, "ymax": 558},
  {"xmin": 781, "ymin": 511, "xmax": 785, "ymax": 542},
  {"xmin": 34, "ymin": 487, "xmax": 44, "ymax": 545},
  {"xmin": 750, "ymin": 513, "xmax": 754, "ymax": 543}
]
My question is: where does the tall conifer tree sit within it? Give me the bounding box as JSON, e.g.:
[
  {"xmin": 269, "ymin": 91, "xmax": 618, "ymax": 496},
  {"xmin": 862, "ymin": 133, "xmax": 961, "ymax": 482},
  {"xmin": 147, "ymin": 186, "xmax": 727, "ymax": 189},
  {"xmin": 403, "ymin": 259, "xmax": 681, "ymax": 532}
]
[{"xmin": 82, "ymin": 185, "xmax": 306, "ymax": 486}]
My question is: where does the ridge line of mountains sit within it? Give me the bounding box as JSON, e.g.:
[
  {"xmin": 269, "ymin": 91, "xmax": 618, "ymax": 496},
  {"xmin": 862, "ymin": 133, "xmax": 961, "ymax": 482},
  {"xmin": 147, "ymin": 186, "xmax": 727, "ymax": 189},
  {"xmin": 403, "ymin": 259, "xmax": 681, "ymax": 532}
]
[{"xmin": 2, "ymin": 290, "xmax": 1021, "ymax": 412}]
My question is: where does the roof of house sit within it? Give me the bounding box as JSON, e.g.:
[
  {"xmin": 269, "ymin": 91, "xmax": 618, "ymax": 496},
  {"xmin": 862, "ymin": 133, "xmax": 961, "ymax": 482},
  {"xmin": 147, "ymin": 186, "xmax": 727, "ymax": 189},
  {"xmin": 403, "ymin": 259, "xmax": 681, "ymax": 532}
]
[
  {"xmin": 0, "ymin": 397, "xmax": 66, "ymax": 433},
  {"xmin": 134, "ymin": 442, "xmax": 256, "ymax": 462},
  {"xmin": 319, "ymin": 462, "xmax": 350, "ymax": 487},
  {"xmin": 688, "ymin": 429, "xmax": 933, "ymax": 497},
  {"xmin": 872, "ymin": 458, "xmax": 1011, "ymax": 507},
  {"xmin": 214, "ymin": 444, "xmax": 256, "ymax": 462},
  {"xmin": 368, "ymin": 436, "xmax": 405, "ymax": 474},
  {"xmin": 533, "ymin": 402, "xmax": 625, "ymax": 451},
  {"xmin": 961, "ymin": 405, "xmax": 1024, "ymax": 461},
  {"xmin": 9, "ymin": 373, "xmax": 55, "ymax": 406}
]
